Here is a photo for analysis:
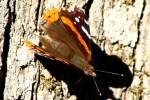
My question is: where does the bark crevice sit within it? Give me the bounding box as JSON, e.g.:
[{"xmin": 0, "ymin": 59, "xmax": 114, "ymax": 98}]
[
  {"xmin": 83, "ymin": 0, "xmax": 94, "ymax": 18},
  {"xmin": 12, "ymin": 0, "xmax": 16, "ymax": 22},
  {"xmin": 132, "ymin": 0, "xmax": 146, "ymax": 73},
  {"xmin": 35, "ymin": 0, "xmax": 41, "ymax": 30},
  {"xmin": 133, "ymin": 0, "xmax": 146, "ymax": 55},
  {"xmin": 1, "ymin": 0, "xmax": 12, "ymax": 99}
]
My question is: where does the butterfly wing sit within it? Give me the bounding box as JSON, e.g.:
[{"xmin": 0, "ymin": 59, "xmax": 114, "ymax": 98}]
[
  {"xmin": 24, "ymin": 38, "xmax": 69, "ymax": 64},
  {"xmin": 24, "ymin": 7, "xmax": 96, "ymax": 76},
  {"xmin": 41, "ymin": 7, "xmax": 92, "ymax": 62}
]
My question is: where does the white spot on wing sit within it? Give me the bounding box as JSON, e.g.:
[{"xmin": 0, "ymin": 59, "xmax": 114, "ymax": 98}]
[
  {"xmin": 84, "ymin": 19, "xmax": 88, "ymax": 25},
  {"xmin": 81, "ymin": 26, "xmax": 91, "ymax": 39},
  {"xmin": 74, "ymin": 21, "xmax": 76, "ymax": 24},
  {"xmin": 75, "ymin": 17, "xmax": 80, "ymax": 23}
]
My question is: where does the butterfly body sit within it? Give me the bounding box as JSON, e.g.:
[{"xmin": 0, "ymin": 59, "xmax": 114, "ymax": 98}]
[{"xmin": 24, "ymin": 6, "xmax": 96, "ymax": 77}]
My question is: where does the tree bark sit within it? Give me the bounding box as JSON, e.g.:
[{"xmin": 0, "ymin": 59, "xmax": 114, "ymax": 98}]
[{"xmin": 0, "ymin": 0, "xmax": 150, "ymax": 100}]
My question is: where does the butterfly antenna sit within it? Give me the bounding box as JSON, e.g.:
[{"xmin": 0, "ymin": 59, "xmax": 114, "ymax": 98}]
[
  {"xmin": 96, "ymin": 69, "xmax": 124, "ymax": 77},
  {"xmin": 75, "ymin": 76, "xmax": 84, "ymax": 86},
  {"xmin": 92, "ymin": 77, "xmax": 101, "ymax": 96}
]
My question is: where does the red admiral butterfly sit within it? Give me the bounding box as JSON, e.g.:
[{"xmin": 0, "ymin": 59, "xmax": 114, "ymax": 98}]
[
  {"xmin": 24, "ymin": 6, "xmax": 96, "ymax": 77},
  {"xmin": 24, "ymin": 6, "xmax": 124, "ymax": 97}
]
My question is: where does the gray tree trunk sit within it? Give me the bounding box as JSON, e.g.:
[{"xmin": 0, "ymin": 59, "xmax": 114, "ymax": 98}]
[{"xmin": 0, "ymin": 0, "xmax": 150, "ymax": 100}]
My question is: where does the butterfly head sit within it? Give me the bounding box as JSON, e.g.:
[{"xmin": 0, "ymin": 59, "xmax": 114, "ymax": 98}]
[{"xmin": 84, "ymin": 65, "xmax": 96, "ymax": 77}]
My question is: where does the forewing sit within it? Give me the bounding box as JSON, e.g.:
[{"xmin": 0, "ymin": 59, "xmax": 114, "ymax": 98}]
[
  {"xmin": 41, "ymin": 7, "xmax": 92, "ymax": 61},
  {"xmin": 59, "ymin": 7, "xmax": 92, "ymax": 61}
]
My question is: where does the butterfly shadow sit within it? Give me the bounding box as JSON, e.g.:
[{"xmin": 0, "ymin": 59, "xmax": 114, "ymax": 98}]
[{"xmin": 36, "ymin": 41, "xmax": 133, "ymax": 100}]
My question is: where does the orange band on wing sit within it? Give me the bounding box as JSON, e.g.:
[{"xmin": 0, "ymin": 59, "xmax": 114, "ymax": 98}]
[{"xmin": 61, "ymin": 16, "xmax": 91, "ymax": 58}]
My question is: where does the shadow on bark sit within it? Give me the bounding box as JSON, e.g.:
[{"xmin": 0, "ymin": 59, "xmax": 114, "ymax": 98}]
[{"xmin": 36, "ymin": 40, "xmax": 133, "ymax": 100}]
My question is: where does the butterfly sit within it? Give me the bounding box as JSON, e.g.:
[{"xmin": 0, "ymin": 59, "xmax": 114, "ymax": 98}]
[
  {"xmin": 23, "ymin": 6, "xmax": 127, "ymax": 97},
  {"xmin": 24, "ymin": 6, "xmax": 97, "ymax": 77}
]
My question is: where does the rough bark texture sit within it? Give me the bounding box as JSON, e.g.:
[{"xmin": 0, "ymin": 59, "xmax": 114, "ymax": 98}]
[{"xmin": 0, "ymin": 0, "xmax": 150, "ymax": 100}]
